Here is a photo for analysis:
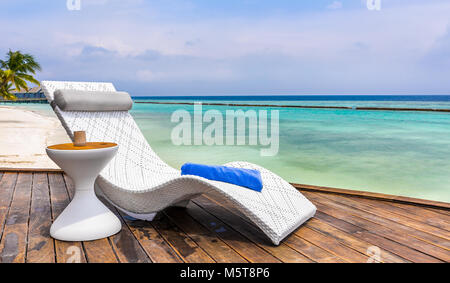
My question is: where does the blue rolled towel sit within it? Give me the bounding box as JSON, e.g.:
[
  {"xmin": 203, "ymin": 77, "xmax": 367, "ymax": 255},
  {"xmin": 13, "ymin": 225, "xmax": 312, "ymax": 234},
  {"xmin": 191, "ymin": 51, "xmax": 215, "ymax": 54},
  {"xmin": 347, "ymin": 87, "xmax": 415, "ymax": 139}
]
[{"xmin": 181, "ymin": 163, "xmax": 263, "ymax": 192}]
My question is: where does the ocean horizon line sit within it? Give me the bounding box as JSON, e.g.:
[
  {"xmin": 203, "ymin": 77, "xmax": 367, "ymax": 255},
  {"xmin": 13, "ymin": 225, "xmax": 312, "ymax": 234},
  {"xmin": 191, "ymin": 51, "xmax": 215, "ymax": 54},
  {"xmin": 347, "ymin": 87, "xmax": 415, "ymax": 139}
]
[{"xmin": 131, "ymin": 94, "xmax": 450, "ymax": 102}]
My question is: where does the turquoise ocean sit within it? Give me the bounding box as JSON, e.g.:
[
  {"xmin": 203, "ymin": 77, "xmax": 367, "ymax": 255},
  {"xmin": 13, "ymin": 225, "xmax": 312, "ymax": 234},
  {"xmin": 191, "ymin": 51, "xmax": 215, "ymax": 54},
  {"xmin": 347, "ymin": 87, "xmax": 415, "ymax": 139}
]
[{"xmin": 13, "ymin": 95, "xmax": 450, "ymax": 203}]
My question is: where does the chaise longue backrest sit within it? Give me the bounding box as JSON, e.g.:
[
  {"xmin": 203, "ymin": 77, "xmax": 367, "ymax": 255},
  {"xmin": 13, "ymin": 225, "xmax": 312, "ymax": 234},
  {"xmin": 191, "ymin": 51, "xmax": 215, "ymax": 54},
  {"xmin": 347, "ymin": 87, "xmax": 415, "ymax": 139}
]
[{"xmin": 41, "ymin": 81, "xmax": 178, "ymax": 190}]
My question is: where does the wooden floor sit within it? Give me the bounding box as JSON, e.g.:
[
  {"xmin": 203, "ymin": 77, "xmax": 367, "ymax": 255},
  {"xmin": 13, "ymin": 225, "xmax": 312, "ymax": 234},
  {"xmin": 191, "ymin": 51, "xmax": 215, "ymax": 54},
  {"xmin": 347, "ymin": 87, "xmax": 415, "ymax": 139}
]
[{"xmin": 0, "ymin": 171, "xmax": 449, "ymax": 263}]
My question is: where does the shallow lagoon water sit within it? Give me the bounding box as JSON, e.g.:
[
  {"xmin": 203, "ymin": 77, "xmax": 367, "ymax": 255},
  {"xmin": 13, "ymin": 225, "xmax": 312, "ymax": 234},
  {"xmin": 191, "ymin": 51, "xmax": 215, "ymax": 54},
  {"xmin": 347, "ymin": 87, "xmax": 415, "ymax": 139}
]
[
  {"xmin": 13, "ymin": 98, "xmax": 450, "ymax": 203},
  {"xmin": 133, "ymin": 102, "xmax": 450, "ymax": 203}
]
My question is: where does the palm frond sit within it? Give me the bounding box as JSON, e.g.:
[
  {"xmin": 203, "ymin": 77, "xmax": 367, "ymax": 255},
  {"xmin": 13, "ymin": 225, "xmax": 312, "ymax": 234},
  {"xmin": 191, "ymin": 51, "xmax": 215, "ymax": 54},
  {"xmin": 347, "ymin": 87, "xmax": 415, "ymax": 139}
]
[
  {"xmin": 17, "ymin": 73, "xmax": 41, "ymax": 86},
  {"xmin": 12, "ymin": 77, "xmax": 29, "ymax": 92},
  {"xmin": 0, "ymin": 82, "xmax": 17, "ymax": 100},
  {"xmin": 0, "ymin": 50, "xmax": 41, "ymax": 97}
]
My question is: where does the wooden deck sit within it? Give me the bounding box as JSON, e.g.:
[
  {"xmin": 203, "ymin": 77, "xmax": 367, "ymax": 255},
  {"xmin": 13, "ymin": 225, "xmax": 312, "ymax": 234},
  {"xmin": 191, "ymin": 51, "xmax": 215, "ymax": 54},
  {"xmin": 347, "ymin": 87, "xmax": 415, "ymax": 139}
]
[{"xmin": 0, "ymin": 171, "xmax": 448, "ymax": 263}]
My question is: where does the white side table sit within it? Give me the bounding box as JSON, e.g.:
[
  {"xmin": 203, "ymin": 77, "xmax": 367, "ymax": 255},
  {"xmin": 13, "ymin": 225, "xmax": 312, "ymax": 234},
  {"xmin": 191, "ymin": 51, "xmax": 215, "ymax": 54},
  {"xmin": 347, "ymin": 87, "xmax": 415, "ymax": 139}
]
[{"xmin": 46, "ymin": 142, "xmax": 121, "ymax": 241}]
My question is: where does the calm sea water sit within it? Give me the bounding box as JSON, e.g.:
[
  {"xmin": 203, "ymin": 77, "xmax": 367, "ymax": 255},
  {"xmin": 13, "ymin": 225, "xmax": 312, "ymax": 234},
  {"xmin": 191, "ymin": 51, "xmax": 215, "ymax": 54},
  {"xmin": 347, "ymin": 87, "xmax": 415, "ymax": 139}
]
[
  {"xmin": 12, "ymin": 95, "xmax": 450, "ymax": 203},
  {"xmin": 134, "ymin": 95, "xmax": 450, "ymax": 109}
]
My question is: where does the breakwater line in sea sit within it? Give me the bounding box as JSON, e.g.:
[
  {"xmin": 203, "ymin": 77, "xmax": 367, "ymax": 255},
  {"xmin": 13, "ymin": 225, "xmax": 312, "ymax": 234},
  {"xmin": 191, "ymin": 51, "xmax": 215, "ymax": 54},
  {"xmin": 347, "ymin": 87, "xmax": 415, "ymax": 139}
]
[
  {"xmin": 135, "ymin": 101, "xmax": 450, "ymax": 113},
  {"xmin": 0, "ymin": 98, "xmax": 48, "ymax": 104}
]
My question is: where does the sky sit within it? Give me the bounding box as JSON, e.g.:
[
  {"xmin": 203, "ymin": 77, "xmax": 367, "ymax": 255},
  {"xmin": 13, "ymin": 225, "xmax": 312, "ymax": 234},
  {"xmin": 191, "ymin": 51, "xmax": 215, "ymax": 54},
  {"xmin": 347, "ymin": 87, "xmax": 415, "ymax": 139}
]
[{"xmin": 1, "ymin": 0, "xmax": 450, "ymax": 96}]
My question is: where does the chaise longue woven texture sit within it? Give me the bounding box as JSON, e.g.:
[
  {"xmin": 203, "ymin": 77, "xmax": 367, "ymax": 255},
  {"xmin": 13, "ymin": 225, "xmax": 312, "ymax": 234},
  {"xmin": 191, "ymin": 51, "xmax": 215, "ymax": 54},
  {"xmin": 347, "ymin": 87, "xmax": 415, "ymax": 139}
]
[{"xmin": 41, "ymin": 81, "xmax": 316, "ymax": 245}]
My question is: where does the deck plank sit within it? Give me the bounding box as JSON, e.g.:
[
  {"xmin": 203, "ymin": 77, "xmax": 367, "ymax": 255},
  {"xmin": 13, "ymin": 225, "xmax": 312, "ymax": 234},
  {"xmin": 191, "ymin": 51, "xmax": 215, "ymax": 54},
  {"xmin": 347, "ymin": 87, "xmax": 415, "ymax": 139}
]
[
  {"xmin": 309, "ymin": 193, "xmax": 450, "ymax": 260},
  {"xmin": 0, "ymin": 173, "xmax": 18, "ymax": 242},
  {"xmin": 151, "ymin": 214, "xmax": 216, "ymax": 263},
  {"xmin": 48, "ymin": 173, "xmax": 87, "ymax": 263},
  {"xmin": 120, "ymin": 212, "xmax": 183, "ymax": 263},
  {"xmin": 284, "ymin": 234, "xmax": 346, "ymax": 263},
  {"xmin": 387, "ymin": 202, "xmax": 450, "ymax": 231},
  {"xmin": 313, "ymin": 211, "xmax": 439, "ymax": 263},
  {"xmin": 424, "ymin": 207, "xmax": 450, "ymax": 217},
  {"xmin": 100, "ymin": 200, "xmax": 151, "ymax": 263},
  {"xmin": 306, "ymin": 193, "xmax": 446, "ymax": 262},
  {"xmin": 305, "ymin": 218, "xmax": 408, "ymax": 263},
  {"xmin": 187, "ymin": 201, "xmax": 290, "ymax": 262},
  {"xmin": 0, "ymin": 173, "xmax": 31, "ymax": 263},
  {"xmin": 311, "ymin": 193, "xmax": 450, "ymax": 251},
  {"xmin": 62, "ymin": 174, "xmax": 118, "ymax": 263},
  {"xmin": 201, "ymin": 195, "xmax": 364, "ymax": 263},
  {"xmin": 26, "ymin": 173, "xmax": 55, "ymax": 263},
  {"xmin": 306, "ymin": 192, "xmax": 450, "ymax": 249},
  {"xmin": 192, "ymin": 196, "xmax": 312, "ymax": 263},
  {"xmin": 82, "ymin": 239, "xmax": 118, "ymax": 263},
  {"xmin": 108, "ymin": 225, "xmax": 151, "ymax": 263},
  {"xmin": 195, "ymin": 196, "xmax": 314, "ymax": 263},
  {"xmin": 320, "ymin": 193, "xmax": 450, "ymax": 241},
  {"xmin": 192, "ymin": 197, "xmax": 290, "ymax": 263},
  {"xmin": 295, "ymin": 226, "xmax": 370, "ymax": 263},
  {"xmin": 164, "ymin": 207, "xmax": 248, "ymax": 263}
]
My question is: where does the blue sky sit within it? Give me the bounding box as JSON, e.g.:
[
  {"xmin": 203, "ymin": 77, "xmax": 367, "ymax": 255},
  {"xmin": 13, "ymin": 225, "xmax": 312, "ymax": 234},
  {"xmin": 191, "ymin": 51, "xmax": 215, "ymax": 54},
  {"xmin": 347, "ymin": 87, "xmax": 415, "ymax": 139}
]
[{"xmin": 1, "ymin": 0, "xmax": 450, "ymax": 95}]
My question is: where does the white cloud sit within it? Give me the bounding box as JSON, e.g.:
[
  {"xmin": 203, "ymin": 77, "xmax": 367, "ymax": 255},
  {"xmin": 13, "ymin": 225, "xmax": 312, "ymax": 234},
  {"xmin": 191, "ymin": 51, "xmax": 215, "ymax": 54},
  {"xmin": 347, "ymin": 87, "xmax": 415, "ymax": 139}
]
[{"xmin": 2, "ymin": 1, "xmax": 450, "ymax": 94}]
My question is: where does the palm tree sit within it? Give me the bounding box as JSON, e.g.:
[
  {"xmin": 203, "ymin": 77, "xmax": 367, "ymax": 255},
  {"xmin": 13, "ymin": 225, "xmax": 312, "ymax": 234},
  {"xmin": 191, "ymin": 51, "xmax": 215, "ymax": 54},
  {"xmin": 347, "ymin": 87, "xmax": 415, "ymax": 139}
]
[
  {"xmin": 0, "ymin": 70, "xmax": 17, "ymax": 100},
  {"xmin": 0, "ymin": 50, "xmax": 41, "ymax": 100}
]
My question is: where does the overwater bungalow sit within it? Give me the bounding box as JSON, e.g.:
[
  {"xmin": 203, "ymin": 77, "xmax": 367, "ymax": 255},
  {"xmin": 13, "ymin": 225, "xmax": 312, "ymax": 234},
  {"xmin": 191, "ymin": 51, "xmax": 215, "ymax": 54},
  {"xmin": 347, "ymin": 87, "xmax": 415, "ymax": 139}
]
[{"xmin": 0, "ymin": 87, "xmax": 47, "ymax": 103}]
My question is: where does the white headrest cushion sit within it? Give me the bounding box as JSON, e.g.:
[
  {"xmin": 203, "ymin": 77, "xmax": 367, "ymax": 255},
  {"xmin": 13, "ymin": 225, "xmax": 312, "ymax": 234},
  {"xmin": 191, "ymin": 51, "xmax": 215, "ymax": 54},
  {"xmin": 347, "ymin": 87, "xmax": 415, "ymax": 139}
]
[{"xmin": 54, "ymin": 89, "xmax": 133, "ymax": 111}]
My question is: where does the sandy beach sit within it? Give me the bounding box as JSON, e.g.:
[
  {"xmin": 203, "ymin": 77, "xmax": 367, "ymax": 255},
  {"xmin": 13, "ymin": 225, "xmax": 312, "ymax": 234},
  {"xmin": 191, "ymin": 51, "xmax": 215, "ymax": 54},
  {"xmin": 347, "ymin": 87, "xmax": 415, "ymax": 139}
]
[{"xmin": 0, "ymin": 106, "xmax": 70, "ymax": 169}]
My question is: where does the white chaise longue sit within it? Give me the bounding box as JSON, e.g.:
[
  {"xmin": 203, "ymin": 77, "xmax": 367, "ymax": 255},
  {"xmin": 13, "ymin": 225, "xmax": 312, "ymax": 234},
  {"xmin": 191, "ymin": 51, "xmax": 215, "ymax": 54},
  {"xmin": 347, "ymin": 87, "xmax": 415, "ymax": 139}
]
[{"xmin": 41, "ymin": 81, "xmax": 316, "ymax": 245}]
